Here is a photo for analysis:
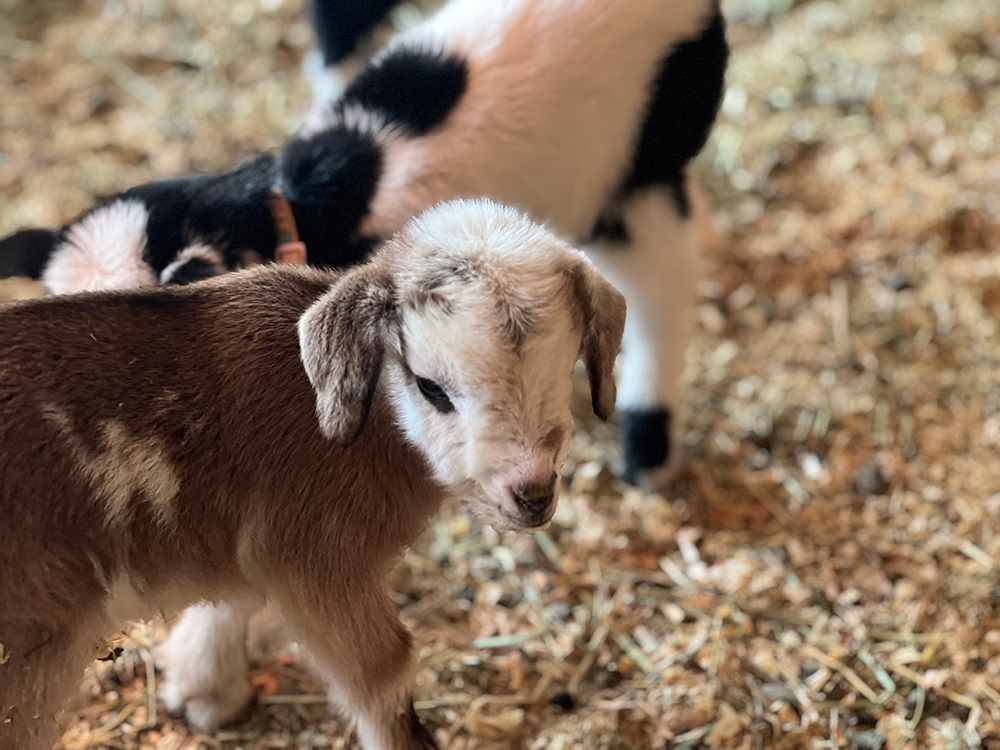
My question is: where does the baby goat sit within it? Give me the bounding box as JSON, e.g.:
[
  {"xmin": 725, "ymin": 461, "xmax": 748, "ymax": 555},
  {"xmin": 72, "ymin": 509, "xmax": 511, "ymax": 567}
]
[
  {"xmin": 0, "ymin": 200, "xmax": 626, "ymax": 750},
  {"xmin": 0, "ymin": 0, "xmax": 727, "ymax": 489}
]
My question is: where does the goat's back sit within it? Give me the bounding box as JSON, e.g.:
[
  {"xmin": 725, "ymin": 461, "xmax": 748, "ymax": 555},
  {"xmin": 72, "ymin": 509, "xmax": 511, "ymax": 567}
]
[{"xmin": 359, "ymin": 0, "xmax": 717, "ymax": 240}]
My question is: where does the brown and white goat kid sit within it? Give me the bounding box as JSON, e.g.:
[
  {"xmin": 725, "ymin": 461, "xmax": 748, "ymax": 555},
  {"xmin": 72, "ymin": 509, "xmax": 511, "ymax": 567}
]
[{"xmin": 0, "ymin": 199, "xmax": 626, "ymax": 750}]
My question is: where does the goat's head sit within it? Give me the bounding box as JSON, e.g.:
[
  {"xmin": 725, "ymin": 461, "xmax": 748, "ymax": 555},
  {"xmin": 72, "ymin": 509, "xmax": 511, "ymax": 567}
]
[{"xmin": 299, "ymin": 199, "xmax": 626, "ymax": 531}]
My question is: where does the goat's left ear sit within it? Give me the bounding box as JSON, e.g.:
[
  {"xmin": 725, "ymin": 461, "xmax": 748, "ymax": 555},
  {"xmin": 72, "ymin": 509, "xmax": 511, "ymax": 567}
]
[
  {"xmin": 569, "ymin": 260, "xmax": 627, "ymax": 421},
  {"xmin": 298, "ymin": 263, "xmax": 397, "ymax": 444}
]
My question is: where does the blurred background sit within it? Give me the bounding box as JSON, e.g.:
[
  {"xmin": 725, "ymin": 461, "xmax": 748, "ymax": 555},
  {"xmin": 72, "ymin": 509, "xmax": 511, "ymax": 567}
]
[{"xmin": 1, "ymin": 0, "xmax": 999, "ymax": 748}]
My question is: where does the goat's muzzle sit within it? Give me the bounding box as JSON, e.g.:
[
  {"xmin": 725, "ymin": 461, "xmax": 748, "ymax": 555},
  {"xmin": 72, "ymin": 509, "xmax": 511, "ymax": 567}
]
[{"xmin": 511, "ymin": 473, "xmax": 558, "ymax": 524}]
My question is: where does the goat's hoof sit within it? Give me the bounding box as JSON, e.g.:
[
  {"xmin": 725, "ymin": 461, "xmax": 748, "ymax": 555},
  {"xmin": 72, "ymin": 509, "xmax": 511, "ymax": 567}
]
[
  {"xmin": 159, "ymin": 676, "xmax": 254, "ymax": 733},
  {"xmin": 620, "ymin": 407, "xmax": 679, "ymax": 491}
]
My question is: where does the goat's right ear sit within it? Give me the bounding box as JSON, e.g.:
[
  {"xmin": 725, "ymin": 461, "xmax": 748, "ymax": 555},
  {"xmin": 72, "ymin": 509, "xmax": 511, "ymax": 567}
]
[
  {"xmin": 566, "ymin": 258, "xmax": 627, "ymax": 421},
  {"xmin": 298, "ymin": 264, "xmax": 397, "ymax": 445}
]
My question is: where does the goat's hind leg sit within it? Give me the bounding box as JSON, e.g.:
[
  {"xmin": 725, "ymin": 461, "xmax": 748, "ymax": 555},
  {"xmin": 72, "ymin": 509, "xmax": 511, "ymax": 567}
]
[
  {"xmin": 273, "ymin": 585, "xmax": 436, "ymax": 750},
  {"xmin": 156, "ymin": 598, "xmax": 261, "ymax": 732}
]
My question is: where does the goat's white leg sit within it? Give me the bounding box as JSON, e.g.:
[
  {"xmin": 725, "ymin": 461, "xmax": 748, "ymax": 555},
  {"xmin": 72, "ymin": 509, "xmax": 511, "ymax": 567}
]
[
  {"xmin": 156, "ymin": 599, "xmax": 261, "ymax": 732},
  {"xmin": 274, "ymin": 587, "xmax": 436, "ymax": 750},
  {"xmin": 586, "ymin": 184, "xmax": 701, "ymax": 490}
]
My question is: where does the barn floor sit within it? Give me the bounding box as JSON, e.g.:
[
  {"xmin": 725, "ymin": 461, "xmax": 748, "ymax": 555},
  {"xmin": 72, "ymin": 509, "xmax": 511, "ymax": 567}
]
[{"xmin": 2, "ymin": 0, "xmax": 1000, "ymax": 748}]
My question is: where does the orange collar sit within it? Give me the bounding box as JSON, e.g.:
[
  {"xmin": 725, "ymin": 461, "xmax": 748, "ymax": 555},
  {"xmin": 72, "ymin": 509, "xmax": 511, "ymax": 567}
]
[{"xmin": 269, "ymin": 186, "xmax": 307, "ymax": 265}]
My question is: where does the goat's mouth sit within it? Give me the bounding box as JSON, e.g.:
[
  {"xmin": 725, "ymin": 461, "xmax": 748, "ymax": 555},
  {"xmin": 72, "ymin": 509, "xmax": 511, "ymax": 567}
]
[
  {"xmin": 498, "ymin": 503, "xmax": 557, "ymax": 533},
  {"xmin": 460, "ymin": 492, "xmax": 556, "ymax": 533},
  {"xmin": 518, "ymin": 515, "xmax": 555, "ymax": 533},
  {"xmin": 510, "ymin": 484, "xmax": 559, "ymax": 530}
]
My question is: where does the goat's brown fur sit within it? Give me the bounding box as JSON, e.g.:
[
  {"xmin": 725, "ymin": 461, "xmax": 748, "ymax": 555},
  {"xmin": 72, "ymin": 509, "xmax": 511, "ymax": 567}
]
[
  {"xmin": 0, "ymin": 199, "xmax": 627, "ymax": 750},
  {"xmin": 0, "ymin": 265, "xmax": 442, "ymax": 750}
]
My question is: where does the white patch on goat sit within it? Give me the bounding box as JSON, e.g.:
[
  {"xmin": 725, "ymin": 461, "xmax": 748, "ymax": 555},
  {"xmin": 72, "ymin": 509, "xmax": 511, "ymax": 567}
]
[
  {"xmin": 41, "ymin": 403, "xmax": 181, "ymax": 527},
  {"xmin": 296, "ymin": 100, "xmax": 411, "ymax": 171},
  {"xmin": 410, "ymin": 0, "xmax": 531, "ymax": 58},
  {"xmin": 43, "ymin": 200, "xmax": 156, "ymax": 295},
  {"xmin": 301, "ymin": 48, "xmax": 368, "ymax": 134},
  {"xmin": 338, "ymin": 103, "xmax": 395, "ymax": 137},
  {"xmin": 156, "ymin": 600, "xmax": 259, "ymax": 732},
  {"xmin": 303, "ymin": 49, "xmax": 362, "ymax": 103},
  {"xmin": 385, "ymin": 201, "xmax": 582, "ymax": 531},
  {"xmin": 358, "ymin": 0, "xmax": 714, "ymax": 242},
  {"xmin": 159, "ymin": 243, "xmax": 225, "ymax": 285},
  {"xmin": 107, "ymin": 584, "xmax": 258, "ymax": 730}
]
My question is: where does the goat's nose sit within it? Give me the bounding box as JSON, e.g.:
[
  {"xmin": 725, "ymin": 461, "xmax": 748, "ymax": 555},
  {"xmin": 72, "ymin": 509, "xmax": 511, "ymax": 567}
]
[{"xmin": 512, "ymin": 474, "xmax": 557, "ymax": 514}]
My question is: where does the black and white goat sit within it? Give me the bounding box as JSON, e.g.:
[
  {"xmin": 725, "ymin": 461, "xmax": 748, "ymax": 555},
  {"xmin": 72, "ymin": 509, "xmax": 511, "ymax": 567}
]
[{"xmin": 0, "ymin": 0, "xmax": 729, "ymax": 488}]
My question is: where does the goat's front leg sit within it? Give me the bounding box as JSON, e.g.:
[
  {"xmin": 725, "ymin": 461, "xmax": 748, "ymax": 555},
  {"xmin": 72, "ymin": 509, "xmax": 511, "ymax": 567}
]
[
  {"xmin": 272, "ymin": 584, "xmax": 437, "ymax": 750},
  {"xmin": 588, "ymin": 183, "xmax": 701, "ymax": 490},
  {"xmin": 156, "ymin": 598, "xmax": 260, "ymax": 732}
]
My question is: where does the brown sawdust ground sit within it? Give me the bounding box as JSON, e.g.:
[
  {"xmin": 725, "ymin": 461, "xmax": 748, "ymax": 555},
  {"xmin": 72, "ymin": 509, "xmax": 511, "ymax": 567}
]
[{"xmin": 1, "ymin": 0, "xmax": 999, "ymax": 747}]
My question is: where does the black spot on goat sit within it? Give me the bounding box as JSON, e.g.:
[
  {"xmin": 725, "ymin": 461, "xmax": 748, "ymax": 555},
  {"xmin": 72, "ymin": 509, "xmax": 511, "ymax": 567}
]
[
  {"xmin": 340, "ymin": 47, "xmax": 468, "ymax": 135},
  {"xmin": 621, "ymin": 8, "xmax": 729, "ymax": 218}
]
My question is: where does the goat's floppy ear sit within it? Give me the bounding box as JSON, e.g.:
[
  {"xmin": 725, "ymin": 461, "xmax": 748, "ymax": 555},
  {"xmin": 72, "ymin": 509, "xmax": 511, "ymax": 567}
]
[
  {"xmin": 569, "ymin": 260, "xmax": 627, "ymax": 421},
  {"xmin": 298, "ymin": 264, "xmax": 397, "ymax": 444}
]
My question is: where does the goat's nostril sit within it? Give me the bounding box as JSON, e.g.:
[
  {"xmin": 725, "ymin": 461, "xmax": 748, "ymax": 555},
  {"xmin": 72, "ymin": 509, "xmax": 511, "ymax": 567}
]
[{"xmin": 513, "ymin": 474, "xmax": 558, "ymax": 513}]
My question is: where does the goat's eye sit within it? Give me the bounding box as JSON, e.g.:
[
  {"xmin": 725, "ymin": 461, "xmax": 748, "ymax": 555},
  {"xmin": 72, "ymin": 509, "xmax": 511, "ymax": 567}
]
[{"xmin": 416, "ymin": 376, "xmax": 455, "ymax": 414}]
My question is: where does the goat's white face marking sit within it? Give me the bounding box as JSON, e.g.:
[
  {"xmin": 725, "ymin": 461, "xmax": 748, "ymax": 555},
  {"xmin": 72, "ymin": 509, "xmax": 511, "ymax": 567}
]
[
  {"xmin": 41, "ymin": 403, "xmax": 180, "ymax": 527},
  {"xmin": 386, "ymin": 202, "xmax": 584, "ymax": 531},
  {"xmin": 42, "ymin": 199, "xmax": 156, "ymax": 295}
]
